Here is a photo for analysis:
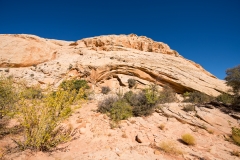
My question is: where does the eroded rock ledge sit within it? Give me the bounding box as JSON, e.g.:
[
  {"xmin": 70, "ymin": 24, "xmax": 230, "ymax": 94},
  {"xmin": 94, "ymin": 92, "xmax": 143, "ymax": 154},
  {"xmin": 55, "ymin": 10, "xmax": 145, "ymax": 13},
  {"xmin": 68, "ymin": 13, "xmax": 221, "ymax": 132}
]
[{"xmin": 76, "ymin": 34, "xmax": 179, "ymax": 56}]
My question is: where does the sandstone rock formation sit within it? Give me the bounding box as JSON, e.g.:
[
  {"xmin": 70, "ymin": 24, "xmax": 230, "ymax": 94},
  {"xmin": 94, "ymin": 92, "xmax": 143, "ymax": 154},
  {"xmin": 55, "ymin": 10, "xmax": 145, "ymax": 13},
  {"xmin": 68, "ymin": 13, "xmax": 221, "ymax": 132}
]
[
  {"xmin": 0, "ymin": 34, "xmax": 228, "ymax": 96},
  {"xmin": 0, "ymin": 34, "xmax": 71, "ymax": 67}
]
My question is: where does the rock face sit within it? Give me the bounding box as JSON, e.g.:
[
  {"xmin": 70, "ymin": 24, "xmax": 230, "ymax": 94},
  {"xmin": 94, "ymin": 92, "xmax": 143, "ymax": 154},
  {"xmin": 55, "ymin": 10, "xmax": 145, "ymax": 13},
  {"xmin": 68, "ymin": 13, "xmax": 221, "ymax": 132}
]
[
  {"xmin": 0, "ymin": 34, "xmax": 70, "ymax": 67},
  {"xmin": 0, "ymin": 34, "xmax": 228, "ymax": 96},
  {"xmin": 77, "ymin": 33, "xmax": 179, "ymax": 56}
]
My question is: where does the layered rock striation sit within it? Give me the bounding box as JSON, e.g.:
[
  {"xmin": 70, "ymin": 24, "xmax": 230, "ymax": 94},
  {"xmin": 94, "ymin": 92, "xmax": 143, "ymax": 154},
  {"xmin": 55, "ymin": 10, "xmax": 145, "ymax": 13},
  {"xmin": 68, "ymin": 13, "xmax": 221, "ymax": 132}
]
[{"xmin": 0, "ymin": 34, "xmax": 228, "ymax": 96}]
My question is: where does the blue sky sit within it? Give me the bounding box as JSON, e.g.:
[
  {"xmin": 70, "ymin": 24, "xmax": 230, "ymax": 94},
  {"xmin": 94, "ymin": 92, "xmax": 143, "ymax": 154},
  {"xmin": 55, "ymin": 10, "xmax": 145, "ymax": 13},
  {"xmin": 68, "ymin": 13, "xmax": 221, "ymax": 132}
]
[{"xmin": 0, "ymin": 0, "xmax": 239, "ymax": 79}]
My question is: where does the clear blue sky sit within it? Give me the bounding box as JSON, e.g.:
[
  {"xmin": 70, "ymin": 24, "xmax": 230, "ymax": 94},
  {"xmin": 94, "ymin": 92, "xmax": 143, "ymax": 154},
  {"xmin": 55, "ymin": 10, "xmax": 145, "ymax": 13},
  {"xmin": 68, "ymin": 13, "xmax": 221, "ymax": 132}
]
[{"xmin": 1, "ymin": 0, "xmax": 239, "ymax": 79}]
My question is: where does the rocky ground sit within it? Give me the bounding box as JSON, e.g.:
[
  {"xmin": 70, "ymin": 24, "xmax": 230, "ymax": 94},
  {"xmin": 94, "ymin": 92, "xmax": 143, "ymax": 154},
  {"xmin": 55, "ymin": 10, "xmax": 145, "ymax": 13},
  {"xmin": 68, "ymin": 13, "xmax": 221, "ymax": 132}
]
[{"xmin": 1, "ymin": 95, "xmax": 240, "ymax": 160}]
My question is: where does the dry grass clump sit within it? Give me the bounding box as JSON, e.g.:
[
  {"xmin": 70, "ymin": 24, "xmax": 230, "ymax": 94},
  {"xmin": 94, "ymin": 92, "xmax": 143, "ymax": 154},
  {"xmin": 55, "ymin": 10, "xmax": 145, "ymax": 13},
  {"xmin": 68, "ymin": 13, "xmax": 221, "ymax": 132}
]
[
  {"xmin": 181, "ymin": 133, "xmax": 196, "ymax": 145},
  {"xmin": 159, "ymin": 141, "xmax": 182, "ymax": 155},
  {"xmin": 207, "ymin": 129, "xmax": 214, "ymax": 134},
  {"xmin": 122, "ymin": 132, "xmax": 128, "ymax": 138},
  {"xmin": 158, "ymin": 124, "xmax": 165, "ymax": 130}
]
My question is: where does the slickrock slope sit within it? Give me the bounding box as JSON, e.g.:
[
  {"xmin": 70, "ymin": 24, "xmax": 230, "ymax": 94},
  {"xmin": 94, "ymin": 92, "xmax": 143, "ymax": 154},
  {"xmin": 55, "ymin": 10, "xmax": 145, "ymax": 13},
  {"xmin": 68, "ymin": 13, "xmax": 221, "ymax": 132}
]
[
  {"xmin": 0, "ymin": 34, "xmax": 228, "ymax": 96},
  {"xmin": 0, "ymin": 34, "xmax": 70, "ymax": 67}
]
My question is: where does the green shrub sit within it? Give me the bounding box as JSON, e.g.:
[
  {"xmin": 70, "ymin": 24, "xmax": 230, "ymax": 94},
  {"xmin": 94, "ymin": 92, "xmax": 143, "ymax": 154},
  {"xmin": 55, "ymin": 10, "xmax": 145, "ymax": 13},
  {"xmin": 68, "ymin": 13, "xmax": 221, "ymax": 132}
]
[
  {"xmin": 101, "ymin": 86, "xmax": 111, "ymax": 94},
  {"xmin": 181, "ymin": 133, "xmax": 196, "ymax": 145},
  {"xmin": 133, "ymin": 104, "xmax": 155, "ymax": 117},
  {"xmin": 232, "ymin": 127, "xmax": 240, "ymax": 145},
  {"xmin": 13, "ymin": 79, "xmax": 89, "ymax": 151},
  {"xmin": 0, "ymin": 76, "xmax": 18, "ymax": 119},
  {"xmin": 124, "ymin": 90, "xmax": 156, "ymax": 116},
  {"xmin": 183, "ymin": 91, "xmax": 190, "ymax": 97},
  {"xmin": 183, "ymin": 104, "xmax": 195, "ymax": 112},
  {"xmin": 158, "ymin": 85, "xmax": 177, "ymax": 103},
  {"xmin": 144, "ymin": 85, "xmax": 159, "ymax": 105},
  {"xmin": 98, "ymin": 84, "xmax": 177, "ymax": 119},
  {"xmin": 97, "ymin": 96, "xmax": 118, "ymax": 113},
  {"xmin": 110, "ymin": 100, "xmax": 132, "ymax": 122},
  {"xmin": 45, "ymin": 90, "xmax": 73, "ymax": 118},
  {"xmin": 184, "ymin": 91, "xmax": 213, "ymax": 104},
  {"xmin": 60, "ymin": 79, "xmax": 89, "ymax": 92},
  {"xmin": 124, "ymin": 91, "xmax": 145, "ymax": 106},
  {"xmin": 60, "ymin": 79, "xmax": 89, "ymax": 100},
  {"xmin": 16, "ymin": 98, "xmax": 71, "ymax": 151},
  {"xmin": 216, "ymin": 93, "xmax": 234, "ymax": 104},
  {"xmin": 128, "ymin": 79, "xmax": 136, "ymax": 88},
  {"xmin": 15, "ymin": 85, "xmax": 79, "ymax": 151}
]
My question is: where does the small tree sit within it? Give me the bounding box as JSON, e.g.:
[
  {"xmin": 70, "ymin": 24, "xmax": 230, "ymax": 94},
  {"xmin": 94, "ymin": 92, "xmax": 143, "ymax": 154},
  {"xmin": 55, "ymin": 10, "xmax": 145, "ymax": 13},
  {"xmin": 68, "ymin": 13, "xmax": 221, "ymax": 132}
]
[
  {"xmin": 225, "ymin": 65, "xmax": 240, "ymax": 96},
  {"xmin": 225, "ymin": 65, "xmax": 240, "ymax": 105}
]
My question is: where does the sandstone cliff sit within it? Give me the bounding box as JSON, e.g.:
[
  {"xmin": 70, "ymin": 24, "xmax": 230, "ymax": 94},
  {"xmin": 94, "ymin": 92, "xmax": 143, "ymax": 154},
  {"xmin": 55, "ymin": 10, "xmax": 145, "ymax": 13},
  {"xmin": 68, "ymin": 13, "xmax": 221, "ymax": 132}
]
[{"xmin": 0, "ymin": 34, "xmax": 228, "ymax": 96}]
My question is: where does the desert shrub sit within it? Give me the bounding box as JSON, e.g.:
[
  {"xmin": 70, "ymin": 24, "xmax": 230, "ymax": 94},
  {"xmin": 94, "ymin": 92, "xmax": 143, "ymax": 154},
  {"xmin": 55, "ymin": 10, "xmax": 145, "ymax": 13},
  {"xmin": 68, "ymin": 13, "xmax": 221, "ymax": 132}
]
[
  {"xmin": 183, "ymin": 104, "xmax": 195, "ymax": 112},
  {"xmin": 183, "ymin": 91, "xmax": 190, "ymax": 97},
  {"xmin": 101, "ymin": 86, "xmax": 111, "ymax": 94},
  {"xmin": 98, "ymin": 84, "xmax": 176, "ymax": 119},
  {"xmin": 60, "ymin": 79, "xmax": 89, "ymax": 93},
  {"xmin": 124, "ymin": 90, "xmax": 156, "ymax": 116},
  {"xmin": 15, "ymin": 86, "xmax": 78, "ymax": 151},
  {"xmin": 20, "ymin": 85, "xmax": 43, "ymax": 99},
  {"xmin": 132, "ymin": 104, "xmax": 156, "ymax": 117},
  {"xmin": 110, "ymin": 100, "xmax": 132, "ymax": 122},
  {"xmin": 158, "ymin": 85, "xmax": 177, "ymax": 103},
  {"xmin": 0, "ymin": 76, "xmax": 18, "ymax": 119},
  {"xmin": 128, "ymin": 78, "xmax": 136, "ymax": 88},
  {"xmin": 144, "ymin": 85, "xmax": 159, "ymax": 105},
  {"xmin": 216, "ymin": 93, "xmax": 234, "ymax": 104},
  {"xmin": 60, "ymin": 79, "xmax": 89, "ymax": 100},
  {"xmin": 16, "ymin": 98, "xmax": 71, "ymax": 151},
  {"xmin": 159, "ymin": 141, "xmax": 182, "ymax": 155},
  {"xmin": 184, "ymin": 91, "xmax": 213, "ymax": 104},
  {"xmin": 232, "ymin": 127, "xmax": 240, "ymax": 146},
  {"xmin": 181, "ymin": 133, "xmax": 196, "ymax": 145},
  {"xmin": 124, "ymin": 91, "xmax": 145, "ymax": 106},
  {"xmin": 45, "ymin": 90, "xmax": 74, "ymax": 118},
  {"xmin": 97, "ymin": 96, "xmax": 118, "ymax": 113}
]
